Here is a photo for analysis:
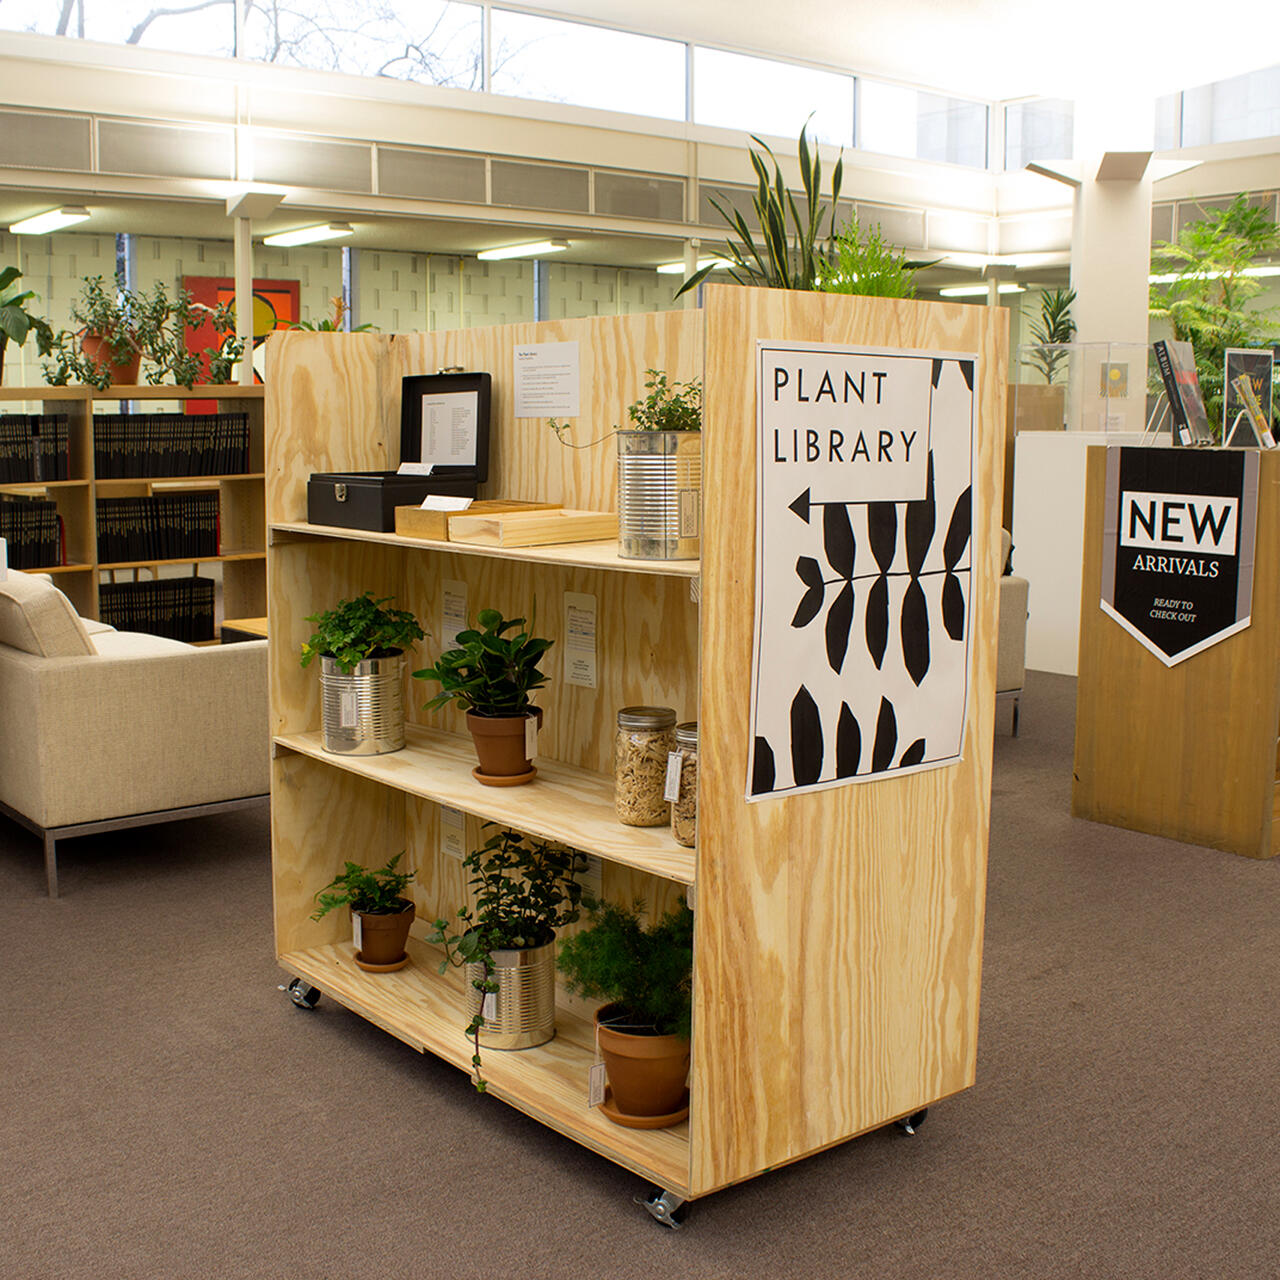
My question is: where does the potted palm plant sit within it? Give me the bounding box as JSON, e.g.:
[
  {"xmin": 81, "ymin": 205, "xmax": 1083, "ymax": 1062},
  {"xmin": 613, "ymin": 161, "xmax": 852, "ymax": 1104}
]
[
  {"xmin": 412, "ymin": 607, "xmax": 553, "ymax": 785},
  {"xmin": 431, "ymin": 826, "xmax": 586, "ymax": 1090},
  {"xmin": 557, "ymin": 897, "xmax": 694, "ymax": 1128},
  {"xmin": 311, "ymin": 851, "xmax": 415, "ymax": 972},
  {"xmin": 300, "ymin": 591, "xmax": 425, "ymax": 755}
]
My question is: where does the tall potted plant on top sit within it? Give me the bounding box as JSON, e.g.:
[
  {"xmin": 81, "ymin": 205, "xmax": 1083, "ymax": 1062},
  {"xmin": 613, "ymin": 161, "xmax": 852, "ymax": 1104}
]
[
  {"xmin": 413, "ymin": 607, "xmax": 553, "ymax": 786},
  {"xmin": 300, "ymin": 591, "xmax": 425, "ymax": 755},
  {"xmin": 0, "ymin": 267, "xmax": 55, "ymax": 386}
]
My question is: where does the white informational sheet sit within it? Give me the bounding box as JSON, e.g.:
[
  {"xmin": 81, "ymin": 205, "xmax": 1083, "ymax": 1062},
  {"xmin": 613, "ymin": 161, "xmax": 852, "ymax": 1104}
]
[
  {"xmin": 562, "ymin": 590, "xmax": 598, "ymax": 688},
  {"xmin": 513, "ymin": 341, "xmax": 581, "ymax": 418},
  {"xmin": 747, "ymin": 340, "xmax": 978, "ymax": 802},
  {"xmin": 439, "ymin": 806, "xmax": 466, "ymax": 860},
  {"xmin": 418, "ymin": 495, "xmax": 472, "ymax": 512},
  {"xmin": 418, "ymin": 390, "xmax": 479, "ymax": 467},
  {"xmin": 441, "ymin": 579, "xmax": 468, "ymax": 651},
  {"xmin": 397, "ymin": 462, "xmax": 434, "ymax": 476}
]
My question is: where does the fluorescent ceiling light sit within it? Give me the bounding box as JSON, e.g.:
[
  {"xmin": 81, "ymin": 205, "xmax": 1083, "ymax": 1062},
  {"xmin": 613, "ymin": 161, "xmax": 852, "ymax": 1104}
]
[
  {"xmin": 939, "ymin": 284, "xmax": 1025, "ymax": 297},
  {"xmin": 1149, "ymin": 264, "xmax": 1280, "ymax": 283},
  {"xmin": 9, "ymin": 206, "xmax": 90, "ymax": 235},
  {"xmin": 656, "ymin": 257, "xmax": 730, "ymax": 274},
  {"xmin": 263, "ymin": 222, "xmax": 353, "ymax": 247},
  {"xmin": 476, "ymin": 239, "xmax": 568, "ymax": 261}
]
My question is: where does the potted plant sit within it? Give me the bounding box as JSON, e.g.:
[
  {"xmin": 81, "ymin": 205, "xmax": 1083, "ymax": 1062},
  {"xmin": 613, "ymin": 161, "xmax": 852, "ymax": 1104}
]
[
  {"xmin": 0, "ymin": 267, "xmax": 55, "ymax": 386},
  {"xmin": 557, "ymin": 897, "xmax": 694, "ymax": 1128},
  {"xmin": 1014, "ymin": 287, "xmax": 1076, "ymax": 432},
  {"xmin": 412, "ymin": 607, "xmax": 552, "ymax": 786},
  {"xmin": 43, "ymin": 274, "xmax": 244, "ymax": 390},
  {"xmin": 430, "ymin": 826, "xmax": 586, "ymax": 1090},
  {"xmin": 311, "ymin": 851, "xmax": 415, "ymax": 972},
  {"xmin": 300, "ymin": 591, "xmax": 425, "ymax": 755}
]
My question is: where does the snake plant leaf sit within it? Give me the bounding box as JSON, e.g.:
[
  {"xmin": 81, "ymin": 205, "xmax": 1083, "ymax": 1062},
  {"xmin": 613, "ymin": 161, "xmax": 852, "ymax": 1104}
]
[
  {"xmin": 790, "ymin": 685, "xmax": 824, "ymax": 787},
  {"xmin": 871, "ymin": 697, "xmax": 897, "ymax": 773},
  {"xmin": 751, "ymin": 736, "xmax": 777, "ymax": 796},
  {"xmin": 823, "ymin": 502, "xmax": 856, "ymax": 578},
  {"xmin": 942, "ymin": 572, "xmax": 965, "ymax": 641},
  {"xmin": 899, "ymin": 738, "xmax": 926, "ymax": 768},
  {"xmin": 868, "ymin": 502, "xmax": 897, "ymax": 573},
  {"xmin": 905, "ymin": 452, "xmax": 936, "ymax": 577},
  {"xmin": 824, "ymin": 581, "xmax": 854, "ymax": 674},
  {"xmin": 792, "ymin": 556, "xmax": 826, "ymax": 628},
  {"xmin": 835, "ymin": 702, "xmax": 861, "ymax": 777},
  {"xmin": 943, "ymin": 485, "xmax": 972, "ymax": 570},
  {"xmin": 865, "ymin": 574, "xmax": 889, "ymax": 669},
  {"xmin": 901, "ymin": 578, "xmax": 930, "ymax": 686}
]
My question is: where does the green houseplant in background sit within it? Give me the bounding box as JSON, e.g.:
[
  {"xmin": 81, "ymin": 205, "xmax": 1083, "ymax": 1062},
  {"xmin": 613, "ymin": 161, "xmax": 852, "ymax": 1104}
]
[
  {"xmin": 300, "ymin": 591, "xmax": 425, "ymax": 756},
  {"xmin": 557, "ymin": 897, "xmax": 694, "ymax": 1128},
  {"xmin": 0, "ymin": 267, "xmax": 55, "ymax": 385},
  {"xmin": 289, "ymin": 294, "xmax": 378, "ymax": 333},
  {"xmin": 817, "ymin": 214, "xmax": 923, "ymax": 299},
  {"xmin": 1024, "ymin": 286, "xmax": 1077, "ymax": 385},
  {"xmin": 413, "ymin": 607, "xmax": 553, "ymax": 785},
  {"xmin": 430, "ymin": 826, "xmax": 586, "ymax": 1091},
  {"xmin": 311, "ymin": 851, "xmax": 415, "ymax": 971}
]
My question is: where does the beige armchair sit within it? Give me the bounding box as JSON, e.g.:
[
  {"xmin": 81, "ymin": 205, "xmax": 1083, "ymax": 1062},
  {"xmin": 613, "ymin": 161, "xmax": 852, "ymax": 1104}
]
[{"xmin": 0, "ymin": 572, "xmax": 269, "ymax": 896}]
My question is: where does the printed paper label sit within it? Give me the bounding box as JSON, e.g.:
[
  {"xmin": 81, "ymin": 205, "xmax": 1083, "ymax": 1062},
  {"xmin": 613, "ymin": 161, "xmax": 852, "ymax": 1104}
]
[
  {"xmin": 439, "ymin": 806, "xmax": 465, "ymax": 860},
  {"xmin": 339, "ymin": 687, "xmax": 357, "ymax": 729},
  {"xmin": 482, "ymin": 992, "xmax": 498, "ymax": 1022},
  {"xmin": 352, "ymin": 915, "xmax": 363, "ymax": 951},
  {"xmin": 441, "ymin": 580, "xmax": 468, "ymax": 650},
  {"xmin": 524, "ymin": 714, "xmax": 539, "ymax": 761},
  {"xmin": 563, "ymin": 591, "xmax": 598, "ymax": 689},
  {"xmin": 663, "ymin": 752, "xmax": 684, "ymax": 803},
  {"xmin": 587, "ymin": 1061, "xmax": 607, "ymax": 1108}
]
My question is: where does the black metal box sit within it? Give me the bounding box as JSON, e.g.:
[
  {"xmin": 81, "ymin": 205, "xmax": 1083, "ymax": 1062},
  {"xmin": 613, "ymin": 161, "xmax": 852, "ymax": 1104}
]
[{"xmin": 306, "ymin": 371, "xmax": 491, "ymax": 532}]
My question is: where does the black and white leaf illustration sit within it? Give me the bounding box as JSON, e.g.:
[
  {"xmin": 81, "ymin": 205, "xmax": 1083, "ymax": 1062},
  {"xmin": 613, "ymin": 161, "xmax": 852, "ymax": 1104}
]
[
  {"xmin": 871, "ymin": 697, "xmax": 897, "ymax": 773},
  {"xmin": 790, "ymin": 685, "xmax": 824, "ymax": 787},
  {"xmin": 823, "ymin": 503, "xmax": 856, "ymax": 579},
  {"xmin": 904, "ymin": 452, "xmax": 936, "ymax": 576},
  {"xmin": 958, "ymin": 359, "xmax": 975, "ymax": 391},
  {"xmin": 836, "ymin": 703, "xmax": 861, "ymax": 777},
  {"xmin": 788, "ymin": 488, "xmax": 812, "ymax": 524},
  {"xmin": 751, "ymin": 737, "xmax": 776, "ymax": 796},
  {"xmin": 865, "ymin": 574, "xmax": 889, "ymax": 670},
  {"xmin": 942, "ymin": 573, "xmax": 965, "ymax": 641},
  {"xmin": 868, "ymin": 503, "xmax": 897, "ymax": 573},
  {"xmin": 899, "ymin": 738, "xmax": 926, "ymax": 768},
  {"xmin": 901, "ymin": 578, "xmax": 930, "ymax": 686},
  {"xmin": 943, "ymin": 485, "xmax": 972, "ymax": 570},
  {"xmin": 931, "ymin": 358, "xmax": 944, "ymax": 388},
  {"xmin": 825, "ymin": 581, "xmax": 855, "ymax": 674},
  {"xmin": 792, "ymin": 556, "xmax": 825, "ymax": 628}
]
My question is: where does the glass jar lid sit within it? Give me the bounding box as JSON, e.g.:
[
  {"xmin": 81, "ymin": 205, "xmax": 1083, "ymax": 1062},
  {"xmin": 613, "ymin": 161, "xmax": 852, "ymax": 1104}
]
[
  {"xmin": 674, "ymin": 721, "xmax": 698, "ymax": 747},
  {"xmin": 617, "ymin": 705, "xmax": 677, "ymax": 730}
]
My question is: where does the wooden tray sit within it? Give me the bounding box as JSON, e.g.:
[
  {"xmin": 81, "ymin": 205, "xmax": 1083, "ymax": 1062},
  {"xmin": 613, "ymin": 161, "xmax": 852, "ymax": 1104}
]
[
  {"xmin": 446, "ymin": 508, "xmax": 617, "ymax": 548},
  {"xmin": 394, "ymin": 500, "xmax": 559, "ymax": 541}
]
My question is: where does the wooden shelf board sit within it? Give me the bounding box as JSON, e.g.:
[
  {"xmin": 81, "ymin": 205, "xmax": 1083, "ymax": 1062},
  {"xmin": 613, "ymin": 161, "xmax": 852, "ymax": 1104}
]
[
  {"xmin": 280, "ymin": 939, "xmax": 690, "ymax": 1192},
  {"xmin": 0, "ymin": 385, "xmax": 264, "ymax": 402},
  {"xmin": 95, "ymin": 473, "xmax": 264, "ymax": 489},
  {"xmin": 22, "ymin": 562, "xmax": 92, "ymax": 575},
  {"xmin": 274, "ymin": 724, "xmax": 696, "ymax": 885},
  {"xmin": 97, "ymin": 550, "xmax": 266, "ymax": 570},
  {"xmin": 0, "ymin": 480, "xmax": 89, "ymax": 491},
  {"xmin": 270, "ymin": 519, "xmax": 700, "ymax": 579}
]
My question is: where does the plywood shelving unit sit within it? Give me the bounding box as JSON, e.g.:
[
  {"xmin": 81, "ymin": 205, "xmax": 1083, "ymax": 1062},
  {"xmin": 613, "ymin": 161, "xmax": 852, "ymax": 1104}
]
[
  {"xmin": 266, "ymin": 286, "xmax": 1006, "ymax": 1203},
  {"xmin": 0, "ymin": 384, "xmax": 266, "ymax": 625},
  {"xmin": 1073, "ymin": 446, "xmax": 1280, "ymax": 858}
]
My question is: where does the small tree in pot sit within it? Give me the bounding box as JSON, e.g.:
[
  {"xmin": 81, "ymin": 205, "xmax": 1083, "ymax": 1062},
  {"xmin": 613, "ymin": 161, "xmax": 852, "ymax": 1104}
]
[
  {"xmin": 312, "ymin": 851, "xmax": 415, "ymax": 972},
  {"xmin": 413, "ymin": 607, "xmax": 553, "ymax": 786},
  {"xmin": 431, "ymin": 826, "xmax": 586, "ymax": 1091},
  {"xmin": 300, "ymin": 591, "xmax": 424, "ymax": 755},
  {"xmin": 557, "ymin": 897, "xmax": 694, "ymax": 1128}
]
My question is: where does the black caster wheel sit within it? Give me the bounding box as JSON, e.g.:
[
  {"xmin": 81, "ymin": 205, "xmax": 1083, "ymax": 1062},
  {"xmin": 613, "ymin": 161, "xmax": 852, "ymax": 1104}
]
[
  {"xmin": 894, "ymin": 1108, "xmax": 928, "ymax": 1136},
  {"xmin": 282, "ymin": 978, "xmax": 321, "ymax": 1009},
  {"xmin": 636, "ymin": 1187, "xmax": 688, "ymax": 1229}
]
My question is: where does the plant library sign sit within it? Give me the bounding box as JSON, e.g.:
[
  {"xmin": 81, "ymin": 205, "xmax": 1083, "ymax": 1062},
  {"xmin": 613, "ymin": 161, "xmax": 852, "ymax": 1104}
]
[
  {"xmin": 1101, "ymin": 446, "xmax": 1259, "ymax": 666},
  {"xmin": 748, "ymin": 340, "xmax": 978, "ymax": 800}
]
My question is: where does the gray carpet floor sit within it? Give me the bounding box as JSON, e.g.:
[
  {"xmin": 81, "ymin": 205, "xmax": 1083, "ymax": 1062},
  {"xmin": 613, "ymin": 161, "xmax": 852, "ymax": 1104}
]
[{"xmin": 3, "ymin": 670, "xmax": 1278, "ymax": 1279}]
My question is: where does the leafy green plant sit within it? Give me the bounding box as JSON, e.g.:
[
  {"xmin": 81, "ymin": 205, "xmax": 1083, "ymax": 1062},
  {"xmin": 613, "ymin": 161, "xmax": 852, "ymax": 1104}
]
[
  {"xmin": 557, "ymin": 897, "xmax": 694, "ymax": 1040},
  {"xmin": 676, "ymin": 119, "xmax": 843, "ymax": 297},
  {"xmin": 1024, "ymin": 287, "xmax": 1077, "ymax": 385},
  {"xmin": 431, "ymin": 826, "xmax": 586, "ymax": 1090},
  {"xmin": 311, "ymin": 851, "xmax": 414, "ymax": 920},
  {"xmin": 290, "ymin": 294, "xmax": 377, "ymax": 333},
  {"xmin": 817, "ymin": 214, "xmax": 922, "ymax": 299},
  {"xmin": 43, "ymin": 274, "xmax": 244, "ymax": 391},
  {"xmin": 548, "ymin": 367, "xmax": 701, "ymax": 447},
  {"xmin": 413, "ymin": 607, "xmax": 552, "ymax": 718},
  {"xmin": 0, "ymin": 266, "xmax": 55, "ymax": 384},
  {"xmin": 300, "ymin": 591, "xmax": 425, "ymax": 674}
]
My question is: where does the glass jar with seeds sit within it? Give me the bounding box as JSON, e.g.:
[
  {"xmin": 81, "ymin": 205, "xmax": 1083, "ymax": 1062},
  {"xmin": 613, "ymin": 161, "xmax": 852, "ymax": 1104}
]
[
  {"xmin": 671, "ymin": 721, "xmax": 698, "ymax": 848},
  {"xmin": 614, "ymin": 706, "xmax": 677, "ymax": 826}
]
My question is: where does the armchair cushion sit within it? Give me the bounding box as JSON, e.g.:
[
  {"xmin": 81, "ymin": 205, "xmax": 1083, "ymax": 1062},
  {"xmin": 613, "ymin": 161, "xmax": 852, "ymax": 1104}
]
[{"xmin": 0, "ymin": 573, "xmax": 94, "ymax": 657}]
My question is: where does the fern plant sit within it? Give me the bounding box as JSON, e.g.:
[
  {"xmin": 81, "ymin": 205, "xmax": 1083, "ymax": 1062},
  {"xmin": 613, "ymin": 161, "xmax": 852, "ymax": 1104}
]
[{"xmin": 311, "ymin": 852, "xmax": 413, "ymax": 920}]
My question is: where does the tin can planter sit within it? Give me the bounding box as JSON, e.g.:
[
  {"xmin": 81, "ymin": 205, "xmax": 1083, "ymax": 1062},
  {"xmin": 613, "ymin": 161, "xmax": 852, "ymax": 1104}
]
[
  {"xmin": 320, "ymin": 653, "xmax": 405, "ymax": 754},
  {"xmin": 616, "ymin": 430, "xmax": 701, "ymax": 560},
  {"xmin": 465, "ymin": 939, "xmax": 557, "ymax": 1050}
]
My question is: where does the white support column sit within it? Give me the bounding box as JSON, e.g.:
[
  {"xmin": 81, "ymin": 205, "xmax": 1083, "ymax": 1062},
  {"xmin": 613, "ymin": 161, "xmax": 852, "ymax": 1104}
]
[{"xmin": 233, "ymin": 215, "xmax": 253, "ymax": 385}]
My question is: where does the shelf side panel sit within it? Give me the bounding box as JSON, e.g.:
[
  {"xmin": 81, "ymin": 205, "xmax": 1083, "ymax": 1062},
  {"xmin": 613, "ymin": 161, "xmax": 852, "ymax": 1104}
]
[{"xmin": 691, "ymin": 285, "xmax": 1006, "ymax": 1196}]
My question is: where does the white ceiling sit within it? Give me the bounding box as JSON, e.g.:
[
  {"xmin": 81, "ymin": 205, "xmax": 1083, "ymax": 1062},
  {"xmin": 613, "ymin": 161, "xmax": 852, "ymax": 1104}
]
[{"xmin": 545, "ymin": 0, "xmax": 1280, "ymax": 101}]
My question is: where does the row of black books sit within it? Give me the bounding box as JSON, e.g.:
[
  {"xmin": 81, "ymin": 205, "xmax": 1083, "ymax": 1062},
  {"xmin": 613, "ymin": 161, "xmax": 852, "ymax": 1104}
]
[
  {"xmin": 96, "ymin": 492, "xmax": 220, "ymax": 564},
  {"xmin": 99, "ymin": 576, "xmax": 216, "ymax": 643},
  {"xmin": 93, "ymin": 412, "xmax": 251, "ymax": 478},
  {"xmin": 0, "ymin": 414, "xmax": 71, "ymax": 482},
  {"xmin": 0, "ymin": 494, "xmax": 65, "ymax": 569}
]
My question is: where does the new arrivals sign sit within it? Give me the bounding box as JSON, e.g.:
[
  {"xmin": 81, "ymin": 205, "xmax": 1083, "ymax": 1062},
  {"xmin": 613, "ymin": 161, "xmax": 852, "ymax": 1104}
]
[
  {"xmin": 1101, "ymin": 446, "xmax": 1259, "ymax": 666},
  {"xmin": 748, "ymin": 341, "xmax": 978, "ymax": 800}
]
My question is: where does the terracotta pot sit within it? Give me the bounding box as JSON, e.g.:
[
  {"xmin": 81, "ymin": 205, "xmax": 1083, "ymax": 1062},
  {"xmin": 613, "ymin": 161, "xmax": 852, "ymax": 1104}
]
[
  {"xmin": 353, "ymin": 900, "xmax": 414, "ymax": 970},
  {"xmin": 80, "ymin": 332, "xmax": 140, "ymax": 385},
  {"xmin": 595, "ymin": 1002, "xmax": 690, "ymax": 1123},
  {"xmin": 466, "ymin": 707, "xmax": 541, "ymax": 786}
]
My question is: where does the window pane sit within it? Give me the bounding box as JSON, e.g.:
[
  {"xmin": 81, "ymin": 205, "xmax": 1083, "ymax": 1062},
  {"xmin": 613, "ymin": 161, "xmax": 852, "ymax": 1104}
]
[
  {"xmin": 918, "ymin": 93, "xmax": 987, "ymax": 167},
  {"xmin": 242, "ymin": 0, "xmax": 483, "ymax": 89},
  {"xmin": 2, "ymin": 0, "xmax": 235, "ymax": 56},
  {"xmin": 1179, "ymin": 65, "xmax": 1280, "ymax": 146},
  {"xmin": 1154, "ymin": 92, "xmax": 1181, "ymax": 150},
  {"xmin": 859, "ymin": 80, "xmax": 918, "ymax": 158},
  {"xmin": 692, "ymin": 48, "xmax": 853, "ymax": 147},
  {"xmin": 490, "ymin": 10, "xmax": 685, "ymax": 121},
  {"xmin": 1004, "ymin": 99, "xmax": 1073, "ymax": 169}
]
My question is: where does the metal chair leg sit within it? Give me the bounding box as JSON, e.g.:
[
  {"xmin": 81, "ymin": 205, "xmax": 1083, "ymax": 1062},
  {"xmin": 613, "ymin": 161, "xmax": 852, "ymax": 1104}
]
[{"xmin": 44, "ymin": 831, "xmax": 58, "ymax": 898}]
